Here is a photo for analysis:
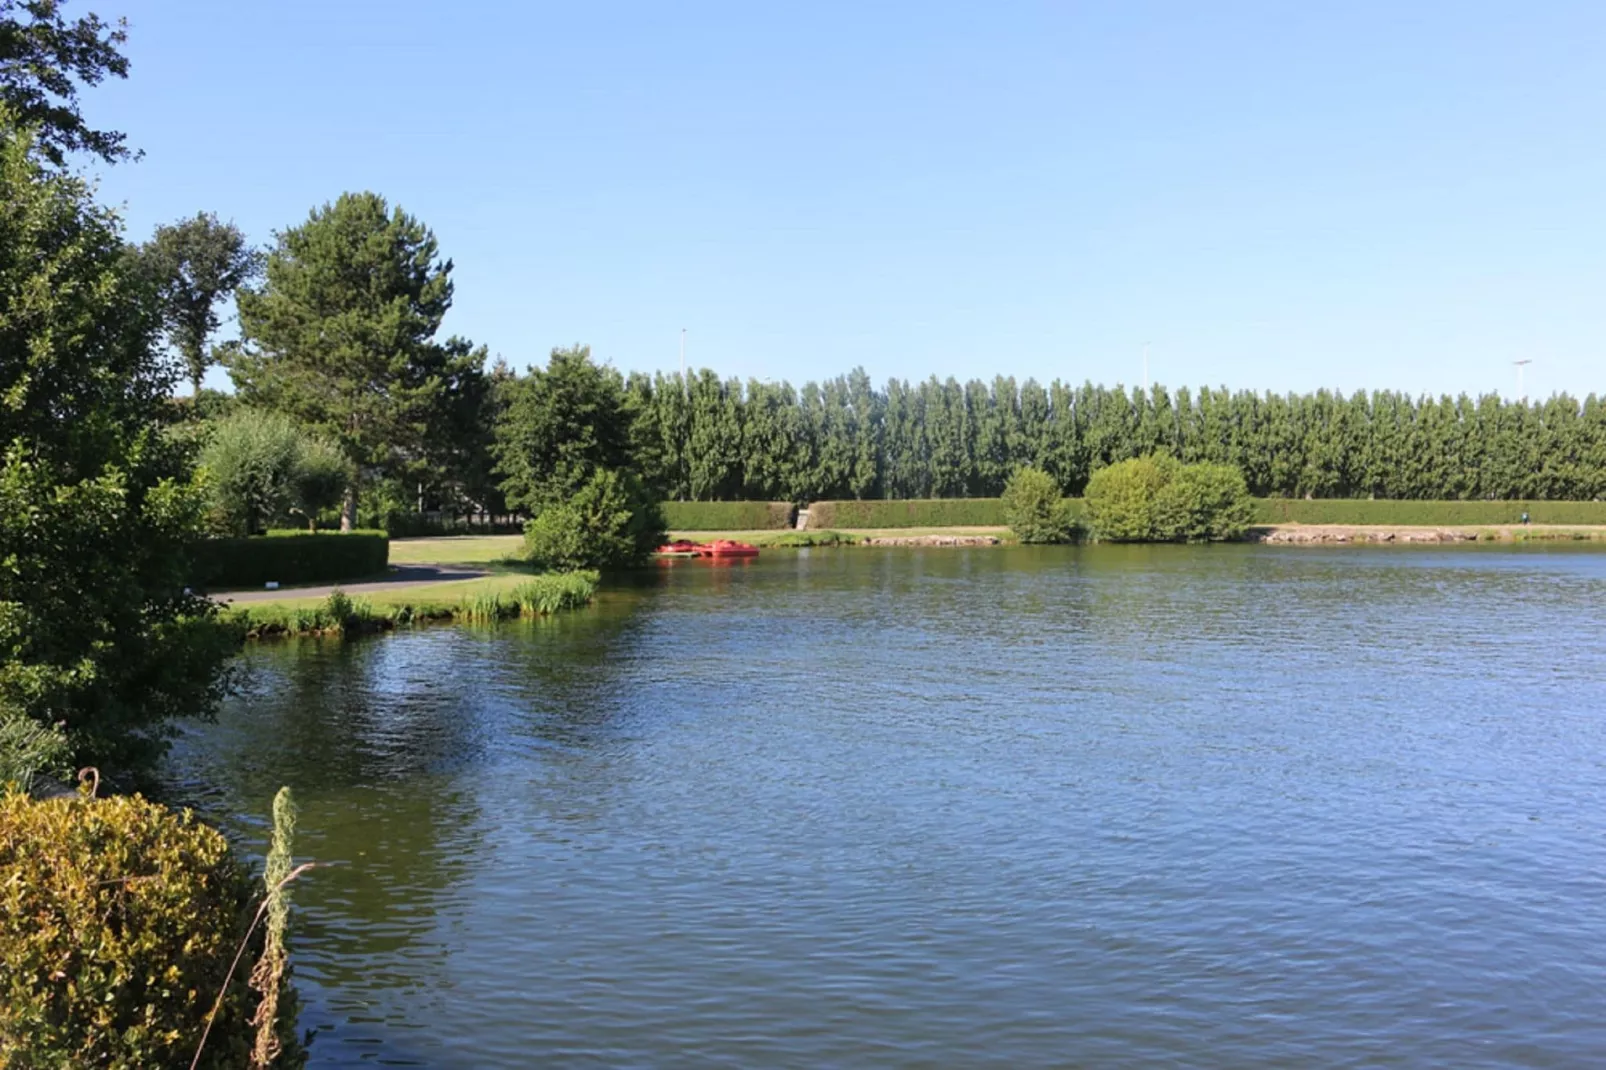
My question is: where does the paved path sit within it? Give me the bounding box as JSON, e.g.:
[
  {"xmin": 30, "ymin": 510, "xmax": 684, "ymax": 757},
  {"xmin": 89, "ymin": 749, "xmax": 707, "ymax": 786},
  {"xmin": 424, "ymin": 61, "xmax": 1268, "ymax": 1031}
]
[{"xmin": 215, "ymin": 565, "xmax": 489, "ymax": 604}]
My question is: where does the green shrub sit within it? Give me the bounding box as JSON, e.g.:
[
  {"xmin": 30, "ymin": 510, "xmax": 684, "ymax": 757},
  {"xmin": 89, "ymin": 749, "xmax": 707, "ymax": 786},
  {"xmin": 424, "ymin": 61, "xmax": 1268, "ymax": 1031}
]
[
  {"xmin": 192, "ymin": 532, "xmax": 389, "ymax": 589},
  {"xmin": 0, "ymin": 790, "xmax": 305, "ymax": 1069},
  {"xmin": 1083, "ymin": 456, "xmax": 1177, "ymax": 541},
  {"xmin": 1086, "ymin": 456, "xmax": 1253, "ymax": 542},
  {"xmin": 661, "ymin": 501, "xmax": 795, "ymax": 530},
  {"xmin": 524, "ymin": 469, "xmax": 664, "ymax": 571},
  {"xmin": 198, "ymin": 409, "xmax": 353, "ymax": 535},
  {"xmin": 1249, "ymin": 498, "xmax": 1606, "ymax": 526},
  {"xmin": 289, "ymin": 437, "xmax": 351, "ymax": 530},
  {"xmin": 806, "ymin": 499, "xmax": 1011, "ymax": 528},
  {"xmin": 1154, "ymin": 462, "xmax": 1255, "ymax": 541},
  {"xmin": 1001, "ymin": 467, "xmax": 1079, "ymax": 543}
]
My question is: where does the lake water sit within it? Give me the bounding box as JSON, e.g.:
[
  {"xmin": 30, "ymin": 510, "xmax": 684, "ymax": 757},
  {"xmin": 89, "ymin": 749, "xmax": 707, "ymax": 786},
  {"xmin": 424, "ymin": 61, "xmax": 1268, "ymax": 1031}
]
[{"xmin": 167, "ymin": 545, "xmax": 1606, "ymax": 1068}]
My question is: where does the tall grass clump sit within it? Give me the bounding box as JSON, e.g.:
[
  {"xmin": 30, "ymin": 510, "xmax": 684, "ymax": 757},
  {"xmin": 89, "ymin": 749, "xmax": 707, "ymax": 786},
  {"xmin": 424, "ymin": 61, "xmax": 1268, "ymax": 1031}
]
[
  {"xmin": 511, "ymin": 570, "xmax": 599, "ymax": 616},
  {"xmin": 0, "ymin": 714, "xmax": 69, "ymax": 793},
  {"xmin": 457, "ymin": 589, "xmax": 515, "ymax": 623},
  {"xmin": 229, "ymin": 589, "xmax": 381, "ymax": 638}
]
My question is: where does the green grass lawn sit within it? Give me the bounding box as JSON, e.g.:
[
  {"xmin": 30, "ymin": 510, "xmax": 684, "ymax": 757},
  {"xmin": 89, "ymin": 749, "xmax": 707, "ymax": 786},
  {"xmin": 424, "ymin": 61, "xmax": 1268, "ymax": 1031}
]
[
  {"xmin": 388, "ymin": 535, "xmax": 526, "ymax": 566},
  {"xmin": 664, "ymin": 527, "xmax": 1010, "ymax": 545},
  {"xmin": 389, "ymin": 528, "xmax": 1018, "ymax": 567},
  {"xmin": 225, "ymin": 571, "xmax": 538, "ymax": 611}
]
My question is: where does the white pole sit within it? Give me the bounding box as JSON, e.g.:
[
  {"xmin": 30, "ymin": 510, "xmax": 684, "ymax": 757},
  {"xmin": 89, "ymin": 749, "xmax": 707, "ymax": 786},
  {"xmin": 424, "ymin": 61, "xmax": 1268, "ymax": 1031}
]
[{"xmin": 1514, "ymin": 359, "xmax": 1532, "ymax": 402}]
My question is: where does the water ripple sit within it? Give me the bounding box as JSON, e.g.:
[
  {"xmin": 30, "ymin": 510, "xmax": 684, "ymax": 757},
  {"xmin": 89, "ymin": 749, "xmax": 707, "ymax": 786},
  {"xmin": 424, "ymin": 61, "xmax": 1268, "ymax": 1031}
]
[{"xmin": 166, "ymin": 545, "xmax": 1606, "ymax": 1067}]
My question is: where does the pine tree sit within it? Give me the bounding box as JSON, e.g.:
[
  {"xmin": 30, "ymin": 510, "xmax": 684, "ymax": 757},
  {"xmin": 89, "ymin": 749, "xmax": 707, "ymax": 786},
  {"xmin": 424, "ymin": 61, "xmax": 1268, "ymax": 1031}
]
[{"xmin": 232, "ymin": 192, "xmax": 485, "ymax": 530}]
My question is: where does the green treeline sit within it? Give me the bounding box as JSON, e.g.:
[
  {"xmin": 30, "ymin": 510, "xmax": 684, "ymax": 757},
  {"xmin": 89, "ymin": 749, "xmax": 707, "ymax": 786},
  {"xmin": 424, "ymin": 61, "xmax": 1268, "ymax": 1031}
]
[{"xmin": 621, "ymin": 373, "xmax": 1606, "ymax": 502}]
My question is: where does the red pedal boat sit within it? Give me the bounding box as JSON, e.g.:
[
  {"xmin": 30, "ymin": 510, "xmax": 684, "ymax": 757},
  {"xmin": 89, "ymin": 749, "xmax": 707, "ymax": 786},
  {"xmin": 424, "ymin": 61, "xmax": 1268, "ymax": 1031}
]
[
  {"xmin": 694, "ymin": 539, "xmax": 760, "ymax": 558},
  {"xmin": 654, "ymin": 539, "xmax": 701, "ymax": 556}
]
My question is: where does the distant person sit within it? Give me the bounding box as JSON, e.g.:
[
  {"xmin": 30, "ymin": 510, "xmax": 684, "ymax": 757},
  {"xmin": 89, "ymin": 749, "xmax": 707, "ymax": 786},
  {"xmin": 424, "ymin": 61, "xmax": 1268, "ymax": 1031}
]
[{"xmin": 1520, "ymin": 511, "xmax": 1530, "ymax": 525}]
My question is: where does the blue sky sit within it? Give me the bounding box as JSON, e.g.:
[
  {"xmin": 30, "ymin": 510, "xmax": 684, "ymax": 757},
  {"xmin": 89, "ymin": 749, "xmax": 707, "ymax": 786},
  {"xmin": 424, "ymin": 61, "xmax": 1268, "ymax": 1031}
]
[{"xmin": 90, "ymin": 1, "xmax": 1603, "ymax": 399}]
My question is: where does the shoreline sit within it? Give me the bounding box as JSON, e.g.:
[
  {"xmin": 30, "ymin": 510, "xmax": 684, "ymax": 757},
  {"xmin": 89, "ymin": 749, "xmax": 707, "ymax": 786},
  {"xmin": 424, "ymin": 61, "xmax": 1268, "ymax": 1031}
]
[{"xmin": 1250, "ymin": 523, "xmax": 1606, "ymax": 545}]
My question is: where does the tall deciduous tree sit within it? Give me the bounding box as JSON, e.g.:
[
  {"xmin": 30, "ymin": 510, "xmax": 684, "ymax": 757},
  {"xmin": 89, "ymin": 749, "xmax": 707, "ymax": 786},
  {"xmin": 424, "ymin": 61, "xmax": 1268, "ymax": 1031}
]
[
  {"xmin": 0, "ymin": 0, "xmax": 131, "ymax": 165},
  {"xmin": 492, "ymin": 345, "xmax": 635, "ymax": 513},
  {"xmin": 142, "ymin": 212, "xmax": 262, "ymax": 395},
  {"xmin": 0, "ymin": 121, "xmax": 232, "ymax": 773},
  {"xmin": 231, "ymin": 192, "xmax": 486, "ymax": 530},
  {"xmin": 493, "ymin": 346, "xmax": 664, "ymax": 568}
]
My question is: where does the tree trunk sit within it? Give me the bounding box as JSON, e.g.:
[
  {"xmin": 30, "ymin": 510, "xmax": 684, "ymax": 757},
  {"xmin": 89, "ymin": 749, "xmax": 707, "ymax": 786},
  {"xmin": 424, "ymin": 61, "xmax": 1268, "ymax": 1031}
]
[{"xmin": 340, "ymin": 484, "xmax": 357, "ymax": 533}]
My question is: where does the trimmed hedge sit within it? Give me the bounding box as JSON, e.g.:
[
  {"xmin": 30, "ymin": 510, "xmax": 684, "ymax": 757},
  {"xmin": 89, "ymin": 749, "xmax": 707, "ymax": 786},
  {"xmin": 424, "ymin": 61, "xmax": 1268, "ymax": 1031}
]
[
  {"xmin": 192, "ymin": 531, "xmax": 390, "ymax": 589},
  {"xmin": 807, "ymin": 499, "xmax": 1015, "ymax": 528},
  {"xmin": 0, "ymin": 789, "xmax": 304, "ymax": 1068},
  {"xmin": 1249, "ymin": 499, "xmax": 1606, "ymax": 526},
  {"xmin": 661, "ymin": 501, "xmax": 795, "ymax": 531}
]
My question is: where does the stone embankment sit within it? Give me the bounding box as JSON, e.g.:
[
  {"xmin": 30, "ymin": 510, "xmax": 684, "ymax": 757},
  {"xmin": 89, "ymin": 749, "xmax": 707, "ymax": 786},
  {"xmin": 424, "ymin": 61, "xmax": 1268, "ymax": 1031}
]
[
  {"xmin": 862, "ymin": 534, "xmax": 1001, "ymax": 547},
  {"xmin": 1255, "ymin": 526, "xmax": 1479, "ymax": 544}
]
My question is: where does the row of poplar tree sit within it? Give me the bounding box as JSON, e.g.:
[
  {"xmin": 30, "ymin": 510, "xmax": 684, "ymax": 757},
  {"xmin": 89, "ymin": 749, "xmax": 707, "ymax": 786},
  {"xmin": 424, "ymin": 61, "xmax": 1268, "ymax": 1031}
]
[
  {"xmin": 620, "ymin": 372, "xmax": 1606, "ymax": 503},
  {"xmin": 144, "ymin": 200, "xmax": 1600, "ymax": 516}
]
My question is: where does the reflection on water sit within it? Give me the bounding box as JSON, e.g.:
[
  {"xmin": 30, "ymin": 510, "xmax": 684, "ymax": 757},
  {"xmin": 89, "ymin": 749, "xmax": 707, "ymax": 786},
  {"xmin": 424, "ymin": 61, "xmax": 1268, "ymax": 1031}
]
[{"xmin": 166, "ymin": 545, "xmax": 1606, "ymax": 1068}]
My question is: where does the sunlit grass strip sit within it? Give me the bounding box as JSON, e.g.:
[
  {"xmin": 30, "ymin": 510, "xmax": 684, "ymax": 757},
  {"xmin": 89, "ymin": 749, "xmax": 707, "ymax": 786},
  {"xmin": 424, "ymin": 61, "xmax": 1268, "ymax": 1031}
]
[
  {"xmin": 386, "ymin": 535, "xmax": 526, "ymax": 566},
  {"xmin": 227, "ymin": 571, "xmax": 599, "ymax": 638}
]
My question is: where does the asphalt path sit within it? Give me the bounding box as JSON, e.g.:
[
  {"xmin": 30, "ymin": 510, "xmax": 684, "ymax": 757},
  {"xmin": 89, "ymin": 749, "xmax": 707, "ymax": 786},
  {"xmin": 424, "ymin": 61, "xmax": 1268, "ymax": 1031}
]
[{"xmin": 214, "ymin": 565, "xmax": 489, "ymax": 604}]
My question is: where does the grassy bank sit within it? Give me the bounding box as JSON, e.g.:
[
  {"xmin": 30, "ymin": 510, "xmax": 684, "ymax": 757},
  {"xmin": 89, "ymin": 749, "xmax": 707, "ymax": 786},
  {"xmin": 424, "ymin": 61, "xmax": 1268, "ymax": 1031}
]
[
  {"xmin": 802, "ymin": 497, "xmax": 1606, "ymax": 529},
  {"xmin": 389, "ymin": 535, "xmax": 527, "ymax": 566},
  {"xmin": 226, "ymin": 570, "xmax": 598, "ymax": 638},
  {"xmin": 1259, "ymin": 523, "xmax": 1606, "ymax": 545},
  {"xmin": 386, "ymin": 517, "xmax": 1606, "ymax": 572},
  {"xmin": 386, "ymin": 527, "xmax": 1011, "ymax": 563}
]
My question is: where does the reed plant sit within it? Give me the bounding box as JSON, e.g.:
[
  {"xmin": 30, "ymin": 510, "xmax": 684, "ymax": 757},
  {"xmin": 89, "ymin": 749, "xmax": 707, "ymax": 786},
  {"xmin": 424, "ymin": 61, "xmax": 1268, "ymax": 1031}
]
[
  {"xmin": 229, "ymin": 571, "xmax": 600, "ymax": 638},
  {"xmin": 511, "ymin": 570, "xmax": 599, "ymax": 615},
  {"xmin": 247, "ymin": 787, "xmax": 300, "ymax": 1068}
]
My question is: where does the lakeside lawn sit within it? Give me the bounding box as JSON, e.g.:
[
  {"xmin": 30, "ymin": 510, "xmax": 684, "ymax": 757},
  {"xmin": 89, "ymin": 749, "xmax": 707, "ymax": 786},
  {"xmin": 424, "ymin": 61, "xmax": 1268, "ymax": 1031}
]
[
  {"xmin": 389, "ymin": 527, "xmax": 1018, "ymax": 567},
  {"xmin": 382, "ymin": 521, "xmax": 1606, "ymax": 578},
  {"xmin": 387, "ymin": 535, "xmax": 528, "ymax": 566},
  {"xmin": 222, "ymin": 570, "xmax": 538, "ymax": 611}
]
